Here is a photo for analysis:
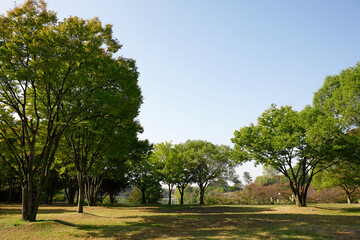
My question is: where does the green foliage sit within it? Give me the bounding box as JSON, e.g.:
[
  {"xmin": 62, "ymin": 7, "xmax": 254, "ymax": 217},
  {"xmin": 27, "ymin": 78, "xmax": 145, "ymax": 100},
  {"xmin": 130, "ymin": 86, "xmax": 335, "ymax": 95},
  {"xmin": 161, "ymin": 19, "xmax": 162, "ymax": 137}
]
[
  {"xmin": 232, "ymin": 104, "xmax": 345, "ymax": 206},
  {"xmin": 180, "ymin": 140, "xmax": 234, "ymax": 204},
  {"xmin": 313, "ymin": 162, "xmax": 360, "ymax": 203},
  {"xmin": 0, "ymin": 0, "xmax": 142, "ymax": 220},
  {"xmin": 314, "ymin": 62, "xmax": 360, "ymax": 128},
  {"xmin": 128, "ymin": 185, "xmax": 162, "ymax": 204},
  {"xmin": 52, "ymin": 193, "xmax": 66, "ymax": 202},
  {"xmin": 174, "ymin": 185, "xmax": 199, "ymax": 204},
  {"xmin": 243, "ymin": 171, "xmax": 253, "ymax": 185}
]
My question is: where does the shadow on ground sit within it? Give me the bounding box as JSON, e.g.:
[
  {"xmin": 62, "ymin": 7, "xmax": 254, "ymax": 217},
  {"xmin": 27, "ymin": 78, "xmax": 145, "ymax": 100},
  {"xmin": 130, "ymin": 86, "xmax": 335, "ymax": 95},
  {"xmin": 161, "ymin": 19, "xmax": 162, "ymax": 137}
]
[{"xmin": 48, "ymin": 205, "xmax": 360, "ymax": 240}]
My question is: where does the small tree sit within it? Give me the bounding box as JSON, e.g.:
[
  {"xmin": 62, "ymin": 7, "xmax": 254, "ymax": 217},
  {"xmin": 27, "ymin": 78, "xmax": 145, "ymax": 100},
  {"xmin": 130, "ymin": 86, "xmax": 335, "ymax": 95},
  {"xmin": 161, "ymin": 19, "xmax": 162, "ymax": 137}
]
[
  {"xmin": 313, "ymin": 162, "xmax": 360, "ymax": 204},
  {"xmin": 181, "ymin": 140, "xmax": 234, "ymax": 205},
  {"xmin": 151, "ymin": 142, "xmax": 177, "ymax": 205},
  {"xmin": 243, "ymin": 171, "xmax": 253, "ymax": 185}
]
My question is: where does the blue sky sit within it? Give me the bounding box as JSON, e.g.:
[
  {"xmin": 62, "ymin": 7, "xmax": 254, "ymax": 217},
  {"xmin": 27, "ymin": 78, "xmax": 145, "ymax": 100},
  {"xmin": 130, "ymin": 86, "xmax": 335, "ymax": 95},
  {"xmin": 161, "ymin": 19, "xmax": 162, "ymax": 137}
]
[{"xmin": 2, "ymin": 0, "xmax": 360, "ymax": 180}]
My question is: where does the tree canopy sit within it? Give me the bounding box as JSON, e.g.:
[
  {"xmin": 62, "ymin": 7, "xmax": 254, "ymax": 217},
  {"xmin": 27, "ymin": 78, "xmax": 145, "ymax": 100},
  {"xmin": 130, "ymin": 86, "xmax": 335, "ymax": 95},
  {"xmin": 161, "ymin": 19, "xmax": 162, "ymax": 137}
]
[
  {"xmin": 0, "ymin": 0, "xmax": 142, "ymax": 220},
  {"xmin": 232, "ymin": 104, "xmax": 345, "ymax": 206}
]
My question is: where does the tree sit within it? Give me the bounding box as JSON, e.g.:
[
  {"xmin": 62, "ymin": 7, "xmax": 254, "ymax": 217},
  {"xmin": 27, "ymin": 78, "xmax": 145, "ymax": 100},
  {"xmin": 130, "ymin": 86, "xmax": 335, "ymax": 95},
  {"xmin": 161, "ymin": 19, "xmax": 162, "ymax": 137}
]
[
  {"xmin": 0, "ymin": 0, "xmax": 141, "ymax": 221},
  {"xmin": 312, "ymin": 162, "xmax": 360, "ymax": 204},
  {"xmin": 181, "ymin": 140, "xmax": 234, "ymax": 205},
  {"xmin": 128, "ymin": 140, "xmax": 160, "ymax": 204},
  {"xmin": 313, "ymin": 62, "xmax": 360, "ymax": 130},
  {"xmin": 243, "ymin": 171, "xmax": 253, "ymax": 185},
  {"xmin": 151, "ymin": 142, "xmax": 177, "ymax": 205},
  {"xmin": 99, "ymin": 167, "xmax": 130, "ymax": 204},
  {"xmin": 167, "ymin": 143, "xmax": 194, "ymax": 205},
  {"xmin": 254, "ymin": 165, "xmax": 281, "ymax": 186},
  {"xmin": 232, "ymin": 105, "xmax": 345, "ymax": 207}
]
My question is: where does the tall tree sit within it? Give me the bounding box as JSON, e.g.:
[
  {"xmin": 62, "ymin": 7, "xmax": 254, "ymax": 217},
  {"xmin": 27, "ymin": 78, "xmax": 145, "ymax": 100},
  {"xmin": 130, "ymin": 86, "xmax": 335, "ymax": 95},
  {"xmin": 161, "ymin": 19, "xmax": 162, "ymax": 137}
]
[
  {"xmin": 232, "ymin": 105, "xmax": 345, "ymax": 207},
  {"xmin": 314, "ymin": 62, "xmax": 360, "ymax": 172},
  {"xmin": 0, "ymin": 0, "xmax": 140, "ymax": 221}
]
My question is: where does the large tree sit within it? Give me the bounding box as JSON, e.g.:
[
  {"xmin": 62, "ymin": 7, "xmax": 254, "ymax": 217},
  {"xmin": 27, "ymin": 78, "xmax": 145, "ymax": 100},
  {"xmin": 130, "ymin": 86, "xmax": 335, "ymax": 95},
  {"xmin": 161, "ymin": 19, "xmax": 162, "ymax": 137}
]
[
  {"xmin": 314, "ymin": 62, "xmax": 360, "ymax": 167},
  {"xmin": 232, "ymin": 105, "xmax": 345, "ymax": 207},
  {"xmin": 0, "ymin": 0, "xmax": 140, "ymax": 221}
]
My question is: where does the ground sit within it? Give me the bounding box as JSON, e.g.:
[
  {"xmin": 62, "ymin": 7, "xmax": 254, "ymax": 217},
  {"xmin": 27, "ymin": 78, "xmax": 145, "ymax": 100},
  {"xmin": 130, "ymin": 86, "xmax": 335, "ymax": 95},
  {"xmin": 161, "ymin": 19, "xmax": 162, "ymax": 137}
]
[{"xmin": 0, "ymin": 203, "xmax": 359, "ymax": 239}]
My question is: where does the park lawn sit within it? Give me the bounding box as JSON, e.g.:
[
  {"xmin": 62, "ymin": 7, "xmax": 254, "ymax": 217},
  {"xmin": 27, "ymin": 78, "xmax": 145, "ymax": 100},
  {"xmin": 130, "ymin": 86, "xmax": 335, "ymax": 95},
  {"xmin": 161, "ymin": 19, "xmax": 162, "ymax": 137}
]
[{"xmin": 0, "ymin": 203, "xmax": 359, "ymax": 239}]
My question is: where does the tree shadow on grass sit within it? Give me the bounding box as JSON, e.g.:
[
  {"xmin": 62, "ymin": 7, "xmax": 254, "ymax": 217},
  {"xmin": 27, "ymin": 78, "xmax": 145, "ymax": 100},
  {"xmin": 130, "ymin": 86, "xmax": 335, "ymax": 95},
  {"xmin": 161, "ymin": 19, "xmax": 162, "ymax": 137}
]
[
  {"xmin": 128, "ymin": 205, "xmax": 271, "ymax": 214},
  {"xmin": 49, "ymin": 206, "xmax": 360, "ymax": 240},
  {"xmin": 315, "ymin": 206, "xmax": 360, "ymax": 213}
]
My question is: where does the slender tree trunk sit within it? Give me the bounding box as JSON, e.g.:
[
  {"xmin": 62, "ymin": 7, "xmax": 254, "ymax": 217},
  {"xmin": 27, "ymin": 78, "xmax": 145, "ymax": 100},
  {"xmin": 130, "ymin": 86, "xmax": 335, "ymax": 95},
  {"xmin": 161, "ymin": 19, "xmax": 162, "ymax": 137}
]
[
  {"xmin": 168, "ymin": 184, "xmax": 172, "ymax": 205},
  {"xmin": 141, "ymin": 188, "xmax": 146, "ymax": 204},
  {"xmin": 75, "ymin": 190, "xmax": 79, "ymax": 205},
  {"xmin": 77, "ymin": 175, "xmax": 85, "ymax": 213},
  {"xmin": 346, "ymin": 190, "xmax": 352, "ymax": 204},
  {"xmin": 7, "ymin": 181, "xmax": 13, "ymax": 203},
  {"xmin": 178, "ymin": 186, "xmax": 186, "ymax": 205}
]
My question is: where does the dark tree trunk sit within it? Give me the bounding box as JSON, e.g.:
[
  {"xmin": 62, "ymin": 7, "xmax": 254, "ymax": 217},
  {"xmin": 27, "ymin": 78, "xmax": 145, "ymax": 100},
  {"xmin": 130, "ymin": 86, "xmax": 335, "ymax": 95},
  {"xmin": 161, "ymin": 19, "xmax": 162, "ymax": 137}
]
[
  {"xmin": 7, "ymin": 180, "xmax": 13, "ymax": 203},
  {"xmin": 177, "ymin": 186, "xmax": 186, "ymax": 205},
  {"xmin": 110, "ymin": 194, "xmax": 115, "ymax": 204},
  {"xmin": 21, "ymin": 181, "xmax": 42, "ymax": 221},
  {"xmin": 64, "ymin": 178, "xmax": 77, "ymax": 204},
  {"xmin": 77, "ymin": 175, "xmax": 85, "ymax": 213},
  {"xmin": 199, "ymin": 186, "xmax": 205, "ymax": 205},
  {"xmin": 168, "ymin": 184, "xmax": 172, "ymax": 205},
  {"xmin": 141, "ymin": 188, "xmax": 146, "ymax": 204}
]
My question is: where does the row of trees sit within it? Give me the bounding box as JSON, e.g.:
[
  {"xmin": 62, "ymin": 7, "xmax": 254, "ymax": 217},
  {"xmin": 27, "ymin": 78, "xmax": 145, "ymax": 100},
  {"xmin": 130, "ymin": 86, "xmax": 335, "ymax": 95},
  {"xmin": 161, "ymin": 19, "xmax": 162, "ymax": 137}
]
[
  {"xmin": 132, "ymin": 140, "xmax": 238, "ymax": 205},
  {"xmin": 0, "ymin": 0, "xmax": 143, "ymax": 221}
]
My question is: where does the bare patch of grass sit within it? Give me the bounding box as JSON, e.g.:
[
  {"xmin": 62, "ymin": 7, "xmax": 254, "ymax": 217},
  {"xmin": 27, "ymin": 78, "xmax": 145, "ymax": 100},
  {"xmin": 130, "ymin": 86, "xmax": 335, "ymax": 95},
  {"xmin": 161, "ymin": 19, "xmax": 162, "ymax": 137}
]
[{"xmin": 0, "ymin": 203, "xmax": 359, "ymax": 239}]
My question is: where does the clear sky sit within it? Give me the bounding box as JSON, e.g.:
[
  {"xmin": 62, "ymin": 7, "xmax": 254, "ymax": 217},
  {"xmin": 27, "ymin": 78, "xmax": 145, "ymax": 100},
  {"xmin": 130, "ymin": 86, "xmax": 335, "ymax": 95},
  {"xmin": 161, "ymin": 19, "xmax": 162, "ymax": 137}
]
[{"xmin": 2, "ymin": 0, "xmax": 360, "ymax": 180}]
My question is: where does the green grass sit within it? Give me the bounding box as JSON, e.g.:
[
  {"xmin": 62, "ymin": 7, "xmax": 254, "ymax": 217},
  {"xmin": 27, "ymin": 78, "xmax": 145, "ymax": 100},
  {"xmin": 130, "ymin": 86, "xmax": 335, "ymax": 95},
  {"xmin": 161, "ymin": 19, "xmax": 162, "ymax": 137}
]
[{"xmin": 0, "ymin": 203, "xmax": 359, "ymax": 239}]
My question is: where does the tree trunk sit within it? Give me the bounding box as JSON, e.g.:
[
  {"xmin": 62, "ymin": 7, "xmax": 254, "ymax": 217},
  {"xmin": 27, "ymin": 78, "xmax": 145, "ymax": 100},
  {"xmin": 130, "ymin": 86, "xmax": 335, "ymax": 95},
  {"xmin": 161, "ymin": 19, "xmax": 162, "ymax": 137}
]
[
  {"xmin": 199, "ymin": 186, "xmax": 205, "ymax": 205},
  {"xmin": 110, "ymin": 194, "xmax": 115, "ymax": 204},
  {"xmin": 77, "ymin": 175, "xmax": 85, "ymax": 213},
  {"xmin": 7, "ymin": 181, "xmax": 13, "ymax": 203},
  {"xmin": 295, "ymin": 193, "xmax": 307, "ymax": 207},
  {"xmin": 141, "ymin": 188, "xmax": 146, "ymax": 204},
  {"xmin": 346, "ymin": 191, "xmax": 352, "ymax": 204},
  {"xmin": 21, "ymin": 180, "xmax": 43, "ymax": 221},
  {"xmin": 168, "ymin": 184, "xmax": 172, "ymax": 205},
  {"xmin": 64, "ymin": 178, "xmax": 77, "ymax": 204},
  {"xmin": 178, "ymin": 186, "xmax": 186, "ymax": 205},
  {"xmin": 85, "ymin": 176, "xmax": 103, "ymax": 206}
]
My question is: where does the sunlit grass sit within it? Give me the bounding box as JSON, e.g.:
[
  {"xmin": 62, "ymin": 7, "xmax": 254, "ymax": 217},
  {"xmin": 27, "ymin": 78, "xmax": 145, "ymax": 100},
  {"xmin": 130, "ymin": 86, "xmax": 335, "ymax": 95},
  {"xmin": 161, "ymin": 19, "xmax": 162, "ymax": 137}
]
[{"xmin": 0, "ymin": 203, "xmax": 359, "ymax": 239}]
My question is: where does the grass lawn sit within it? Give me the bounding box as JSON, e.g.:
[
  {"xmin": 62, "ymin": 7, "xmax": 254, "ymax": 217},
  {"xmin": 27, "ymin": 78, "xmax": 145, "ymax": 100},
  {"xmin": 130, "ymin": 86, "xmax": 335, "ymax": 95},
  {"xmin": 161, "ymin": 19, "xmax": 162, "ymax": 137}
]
[{"xmin": 0, "ymin": 203, "xmax": 359, "ymax": 239}]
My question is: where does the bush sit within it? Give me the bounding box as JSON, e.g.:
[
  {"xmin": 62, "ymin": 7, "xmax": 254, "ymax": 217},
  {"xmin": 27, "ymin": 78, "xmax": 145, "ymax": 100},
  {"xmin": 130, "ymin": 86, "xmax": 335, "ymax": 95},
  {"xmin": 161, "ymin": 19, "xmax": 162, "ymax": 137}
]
[
  {"xmin": 204, "ymin": 196, "xmax": 242, "ymax": 205},
  {"xmin": 53, "ymin": 193, "xmax": 66, "ymax": 202},
  {"xmin": 102, "ymin": 195, "xmax": 118, "ymax": 204}
]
